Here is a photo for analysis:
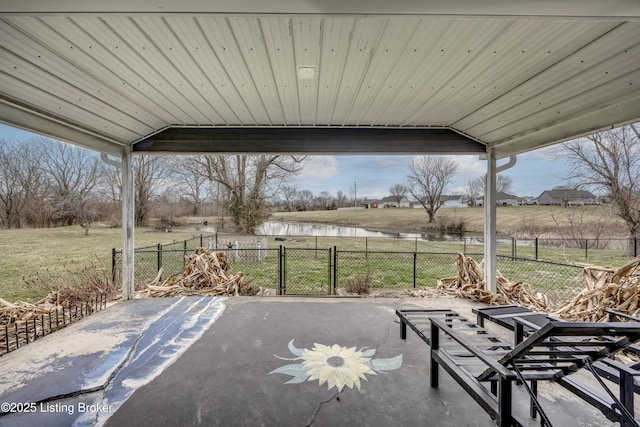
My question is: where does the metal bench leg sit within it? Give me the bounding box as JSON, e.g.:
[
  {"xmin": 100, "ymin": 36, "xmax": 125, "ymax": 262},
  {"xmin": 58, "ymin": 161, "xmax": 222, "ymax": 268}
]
[
  {"xmin": 620, "ymin": 370, "xmax": 634, "ymax": 426},
  {"xmin": 498, "ymin": 377, "xmax": 513, "ymax": 427},
  {"xmin": 430, "ymin": 322, "xmax": 439, "ymax": 388},
  {"xmin": 530, "ymin": 380, "xmax": 538, "ymax": 419},
  {"xmin": 400, "ymin": 318, "xmax": 407, "ymax": 340}
]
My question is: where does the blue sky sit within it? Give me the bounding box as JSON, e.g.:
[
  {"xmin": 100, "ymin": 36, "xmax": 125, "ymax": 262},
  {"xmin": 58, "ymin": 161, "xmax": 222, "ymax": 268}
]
[
  {"xmin": 296, "ymin": 149, "xmax": 565, "ymax": 199},
  {"xmin": 1, "ymin": 123, "xmax": 567, "ymax": 199}
]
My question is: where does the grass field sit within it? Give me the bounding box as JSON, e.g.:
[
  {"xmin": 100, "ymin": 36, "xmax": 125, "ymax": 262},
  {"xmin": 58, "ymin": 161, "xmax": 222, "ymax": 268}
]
[
  {"xmin": 1, "ymin": 205, "xmax": 635, "ymax": 303},
  {"xmin": 0, "ymin": 223, "xmax": 211, "ymax": 302},
  {"xmin": 271, "ymin": 205, "xmax": 629, "ymax": 236}
]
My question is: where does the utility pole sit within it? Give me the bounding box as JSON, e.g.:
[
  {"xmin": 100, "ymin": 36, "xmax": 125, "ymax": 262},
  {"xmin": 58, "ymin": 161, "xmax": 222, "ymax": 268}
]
[{"xmin": 354, "ymin": 181, "xmax": 357, "ymax": 207}]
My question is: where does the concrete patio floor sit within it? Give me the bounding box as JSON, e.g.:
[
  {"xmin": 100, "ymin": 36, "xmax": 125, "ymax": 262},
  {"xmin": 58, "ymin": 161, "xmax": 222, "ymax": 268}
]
[{"xmin": 0, "ymin": 296, "xmax": 626, "ymax": 426}]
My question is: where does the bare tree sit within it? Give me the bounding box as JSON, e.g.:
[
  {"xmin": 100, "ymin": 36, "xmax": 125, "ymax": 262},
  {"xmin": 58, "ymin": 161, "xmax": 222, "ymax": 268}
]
[
  {"xmin": 133, "ymin": 155, "xmax": 168, "ymax": 226},
  {"xmin": 464, "ymin": 178, "xmax": 483, "ymax": 207},
  {"xmin": 559, "ymin": 124, "xmax": 640, "ymax": 240},
  {"xmin": 192, "ymin": 155, "xmax": 305, "ymax": 233},
  {"xmin": 471, "ymin": 174, "xmax": 514, "ymax": 196},
  {"xmin": 168, "ymin": 156, "xmax": 207, "ymax": 216},
  {"xmin": 36, "ymin": 138, "xmax": 102, "ymax": 228},
  {"xmin": 389, "ymin": 184, "xmax": 408, "ymax": 206},
  {"xmin": 296, "ymin": 189, "xmax": 315, "ymax": 211},
  {"xmin": 0, "ymin": 140, "xmax": 35, "ymax": 227},
  {"xmin": 0, "ymin": 142, "xmax": 19, "ymax": 227},
  {"xmin": 280, "ymin": 185, "xmax": 298, "ymax": 211},
  {"xmin": 315, "ymin": 191, "xmax": 333, "ymax": 210},
  {"xmin": 407, "ymin": 156, "xmax": 458, "ymax": 222},
  {"xmin": 335, "ymin": 190, "xmax": 348, "ymax": 208}
]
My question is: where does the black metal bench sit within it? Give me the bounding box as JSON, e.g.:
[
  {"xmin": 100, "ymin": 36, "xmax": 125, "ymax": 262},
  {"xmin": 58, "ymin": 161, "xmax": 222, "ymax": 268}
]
[
  {"xmin": 472, "ymin": 305, "xmax": 640, "ymax": 426},
  {"xmin": 397, "ymin": 308, "xmax": 640, "ymax": 427}
]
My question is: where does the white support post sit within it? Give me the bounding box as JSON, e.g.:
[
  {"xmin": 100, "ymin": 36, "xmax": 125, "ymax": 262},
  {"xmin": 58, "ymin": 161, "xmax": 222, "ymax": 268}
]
[
  {"xmin": 121, "ymin": 147, "xmax": 135, "ymax": 299},
  {"xmin": 484, "ymin": 149, "xmax": 497, "ymax": 293}
]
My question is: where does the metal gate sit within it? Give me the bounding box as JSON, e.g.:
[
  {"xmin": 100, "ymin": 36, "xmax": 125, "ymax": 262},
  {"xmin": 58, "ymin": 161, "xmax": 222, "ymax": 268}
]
[{"xmin": 279, "ymin": 247, "xmax": 333, "ymax": 295}]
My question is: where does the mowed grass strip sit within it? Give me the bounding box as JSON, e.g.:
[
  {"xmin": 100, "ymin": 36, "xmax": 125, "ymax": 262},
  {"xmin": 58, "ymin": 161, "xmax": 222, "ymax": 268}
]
[{"xmin": 0, "ymin": 224, "xmax": 215, "ymax": 302}]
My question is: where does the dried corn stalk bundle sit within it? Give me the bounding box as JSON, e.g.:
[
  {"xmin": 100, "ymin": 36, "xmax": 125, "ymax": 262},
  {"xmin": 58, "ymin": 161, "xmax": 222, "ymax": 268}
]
[
  {"xmin": 1, "ymin": 293, "xmax": 103, "ymax": 353},
  {"xmin": 437, "ymin": 254, "xmax": 549, "ymax": 312},
  {"xmin": 554, "ymin": 257, "xmax": 640, "ymax": 322},
  {"xmin": 147, "ymin": 248, "xmax": 258, "ymax": 297},
  {"xmin": 0, "ymin": 289, "xmax": 102, "ymax": 327},
  {"xmin": 0, "ymin": 297, "xmax": 60, "ymax": 326}
]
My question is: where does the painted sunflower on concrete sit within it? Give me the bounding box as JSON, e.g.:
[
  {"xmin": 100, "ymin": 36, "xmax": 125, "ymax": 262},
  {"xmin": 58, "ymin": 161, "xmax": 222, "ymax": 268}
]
[{"xmin": 269, "ymin": 340, "xmax": 402, "ymax": 392}]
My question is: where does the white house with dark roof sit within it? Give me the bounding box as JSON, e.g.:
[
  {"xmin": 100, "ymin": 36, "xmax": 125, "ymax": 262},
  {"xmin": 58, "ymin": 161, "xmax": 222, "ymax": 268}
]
[
  {"xmin": 379, "ymin": 196, "xmax": 410, "ymax": 208},
  {"xmin": 496, "ymin": 192, "xmax": 519, "ymax": 206},
  {"xmin": 439, "ymin": 195, "xmax": 468, "ymax": 208},
  {"xmin": 536, "ymin": 188, "xmax": 598, "ymax": 206}
]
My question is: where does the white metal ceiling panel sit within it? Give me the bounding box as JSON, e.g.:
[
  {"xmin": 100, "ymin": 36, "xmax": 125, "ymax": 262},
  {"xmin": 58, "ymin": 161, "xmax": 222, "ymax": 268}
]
[
  {"xmin": 291, "ymin": 18, "xmax": 322, "ymax": 125},
  {"xmin": 315, "ymin": 17, "xmax": 354, "ymax": 125},
  {"xmin": 0, "ymin": 7, "xmax": 639, "ymax": 155},
  {"xmin": 260, "ymin": 18, "xmax": 300, "ymax": 125}
]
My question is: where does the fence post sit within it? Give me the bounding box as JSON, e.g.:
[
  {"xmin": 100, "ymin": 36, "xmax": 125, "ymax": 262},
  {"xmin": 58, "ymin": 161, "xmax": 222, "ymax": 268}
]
[
  {"xmin": 278, "ymin": 245, "xmax": 283, "ymax": 295},
  {"xmin": 215, "ymin": 233, "xmax": 218, "ymax": 250},
  {"xmin": 535, "ymin": 238, "xmax": 539, "ymax": 260},
  {"xmin": 585, "ymin": 239, "xmax": 588, "ymax": 260},
  {"xmin": 333, "ymin": 246, "xmax": 338, "ymax": 292},
  {"xmin": 111, "ymin": 248, "xmax": 116, "ymax": 282},
  {"xmin": 365, "ymin": 237, "xmax": 368, "ymax": 258},
  {"xmin": 415, "ymin": 237, "xmax": 418, "ymax": 253},
  {"xmin": 463, "ymin": 237, "xmax": 467, "ymax": 254},
  {"xmin": 413, "ymin": 252, "xmax": 417, "ymax": 288},
  {"xmin": 328, "ymin": 248, "xmax": 333, "ymax": 295},
  {"xmin": 157, "ymin": 244, "xmax": 163, "ymax": 277},
  {"xmin": 635, "ymin": 237, "xmax": 638, "ymax": 258},
  {"xmin": 200, "ymin": 234, "xmax": 203, "ymax": 247},
  {"xmin": 512, "ymin": 237, "xmax": 516, "ymax": 260},
  {"xmin": 183, "ymin": 240, "xmax": 188, "ymax": 268}
]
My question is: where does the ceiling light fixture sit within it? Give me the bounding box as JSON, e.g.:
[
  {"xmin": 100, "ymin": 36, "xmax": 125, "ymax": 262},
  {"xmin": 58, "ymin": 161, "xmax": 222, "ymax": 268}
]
[{"xmin": 297, "ymin": 66, "xmax": 316, "ymax": 79}]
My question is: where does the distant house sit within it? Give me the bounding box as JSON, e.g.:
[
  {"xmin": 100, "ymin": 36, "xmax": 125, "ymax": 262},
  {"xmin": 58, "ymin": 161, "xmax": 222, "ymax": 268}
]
[
  {"xmin": 536, "ymin": 188, "xmax": 598, "ymax": 206},
  {"xmin": 474, "ymin": 192, "xmax": 518, "ymax": 206},
  {"xmin": 363, "ymin": 198, "xmax": 379, "ymax": 209},
  {"xmin": 411, "ymin": 195, "xmax": 467, "ymax": 208},
  {"xmin": 519, "ymin": 196, "xmax": 538, "ymax": 205},
  {"xmin": 439, "ymin": 195, "xmax": 467, "ymax": 208},
  {"xmin": 379, "ymin": 196, "xmax": 410, "ymax": 208},
  {"xmin": 496, "ymin": 191, "xmax": 519, "ymax": 206}
]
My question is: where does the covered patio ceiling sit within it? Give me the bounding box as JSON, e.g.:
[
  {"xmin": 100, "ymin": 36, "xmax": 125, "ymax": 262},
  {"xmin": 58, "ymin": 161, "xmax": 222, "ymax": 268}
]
[
  {"xmin": 1, "ymin": 0, "xmax": 639, "ymax": 158},
  {"xmin": 2, "ymin": 1, "xmax": 640, "ymax": 298}
]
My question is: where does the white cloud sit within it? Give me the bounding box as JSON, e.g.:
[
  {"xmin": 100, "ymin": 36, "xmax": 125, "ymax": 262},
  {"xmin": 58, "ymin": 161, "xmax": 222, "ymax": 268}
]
[
  {"xmin": 373, "ymin": 156, "xmax": 399, "ymax": 168},
  {"xmin": 297, "ymin": 156, "xmax": 339, "ymax": 181},
  {"xmin": 522, "ymin": 144, "xmax": 562, "ymax": 161},
  {"xmin": 454, "ymin": 156, "xmax": 487, "ymax": 186}
]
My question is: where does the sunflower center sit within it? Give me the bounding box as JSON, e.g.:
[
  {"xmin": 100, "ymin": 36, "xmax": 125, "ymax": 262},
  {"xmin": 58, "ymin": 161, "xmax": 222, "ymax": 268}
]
[{"xmin": 326, "ymin": 356, "xmax": 345, "ymax": 367}]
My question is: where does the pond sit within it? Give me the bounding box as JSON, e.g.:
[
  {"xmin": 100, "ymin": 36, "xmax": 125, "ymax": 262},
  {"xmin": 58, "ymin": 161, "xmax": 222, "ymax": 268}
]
[
  {"xmin": 256, "ymin": 221, "xmax": 471, "ymax": 242},
  {"xmin": 187, "ymin": 221, "xmax": 479, "ymax": 243}
]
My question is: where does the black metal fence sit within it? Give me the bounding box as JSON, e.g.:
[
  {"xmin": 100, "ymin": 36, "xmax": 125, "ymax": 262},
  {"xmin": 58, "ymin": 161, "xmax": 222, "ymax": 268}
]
[
  {"xmin": 112, "ymin": 241, "xmax": 585, "ymax": 305},
  {"xmin": 1, "ymin": 293, "xmax": 108, "ymax": 356},
  {"xmin": 112, "ymin": 233, "xmax": 639, "ymax": 284}
]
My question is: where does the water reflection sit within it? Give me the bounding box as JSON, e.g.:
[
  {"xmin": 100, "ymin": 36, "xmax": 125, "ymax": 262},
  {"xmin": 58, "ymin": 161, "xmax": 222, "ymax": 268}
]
[
  {"xmin": 256, "ymin": 221, "xmax": 467, "ymax": 242},
  {"xmin": 186, "ymin": 221, "xmax": 478, "ymax": 242}
]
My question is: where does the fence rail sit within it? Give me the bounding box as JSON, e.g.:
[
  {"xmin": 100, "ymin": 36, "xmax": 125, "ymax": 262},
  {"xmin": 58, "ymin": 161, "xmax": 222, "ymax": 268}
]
[{"xmin": 1, "ymin": 293, "xmax": 108, "ymax": 356}]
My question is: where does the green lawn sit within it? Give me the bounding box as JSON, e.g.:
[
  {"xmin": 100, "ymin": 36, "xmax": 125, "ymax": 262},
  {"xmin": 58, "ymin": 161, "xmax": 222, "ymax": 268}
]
[
  {"xmin": 1, "ymin": 208, "xmax": 635, "ymax": 303},
  {"xmin": 0, "ymin": 223, "xmax": 214, "ymax": 302}
]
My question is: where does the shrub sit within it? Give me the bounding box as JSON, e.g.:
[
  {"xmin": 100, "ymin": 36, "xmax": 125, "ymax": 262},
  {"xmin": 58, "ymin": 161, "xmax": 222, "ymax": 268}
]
[{"xmin": 345, "ymin": 272, "xmax": 371, "ymax": 295}]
